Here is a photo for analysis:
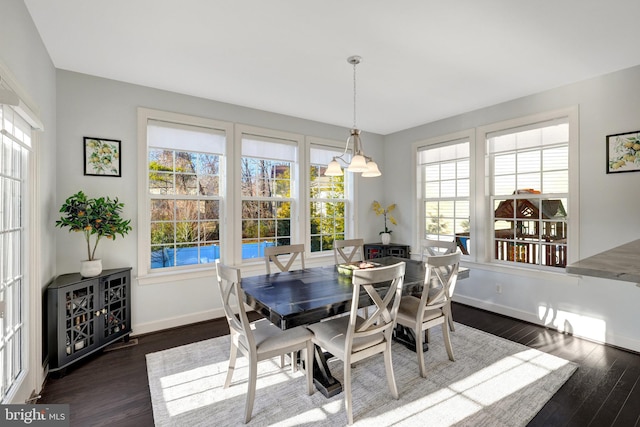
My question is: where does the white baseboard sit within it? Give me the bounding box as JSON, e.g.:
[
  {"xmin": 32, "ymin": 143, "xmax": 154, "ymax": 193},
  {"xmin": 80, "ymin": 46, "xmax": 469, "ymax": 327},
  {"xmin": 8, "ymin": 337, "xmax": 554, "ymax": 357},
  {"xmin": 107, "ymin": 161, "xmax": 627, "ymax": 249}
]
[
  {"xmin": 453, "ymin": 295, "xmax": 541, "ymax": 325},
  {"xmin": 132, "ymin": 307, "xmax": 226, "ymax": 336},
  {"xmin": 453, "ymin": 295, "xmax": 640, "ymax": 353}
]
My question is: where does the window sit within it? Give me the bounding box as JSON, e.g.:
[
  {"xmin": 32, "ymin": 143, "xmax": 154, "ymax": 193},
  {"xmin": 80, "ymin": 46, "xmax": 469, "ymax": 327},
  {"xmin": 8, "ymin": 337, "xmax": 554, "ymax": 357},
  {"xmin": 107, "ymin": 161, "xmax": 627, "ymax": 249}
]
[
  {"xmin": 139, "ymin": 109, "xmax": 231, "ymax": 274},
  {"xmin": 240, "ymin": 133, "xmax": 297, "ymax": 260},
  {"xmin": 0, "ymin": 104, "xmax": 30, "ymax": 401},
  {"xmin": 309, "ymin": 145, "xmax": 349, "ymax": 253},
  {"xmin": 417, "ymin": 138, "xmax": 471, "ymax": 254},
  {"xmin": 487, "ymin": 118, "xmax": 569, "ymax": 268}
]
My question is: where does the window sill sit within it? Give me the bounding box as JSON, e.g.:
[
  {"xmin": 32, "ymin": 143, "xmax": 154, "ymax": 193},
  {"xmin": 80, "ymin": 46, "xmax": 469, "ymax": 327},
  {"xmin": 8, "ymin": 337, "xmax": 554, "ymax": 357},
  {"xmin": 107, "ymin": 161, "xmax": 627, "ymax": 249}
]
[
  {"xmin": 137, "ymin": 253, "xmax": 337, "ymax": 285},
  {"xmin": 461, "ymin": 260, "xmax": 579, "ymax": 284},
  {"xmin": 137, "ymin": 265, "xmax": 217, "ymax": 286}
]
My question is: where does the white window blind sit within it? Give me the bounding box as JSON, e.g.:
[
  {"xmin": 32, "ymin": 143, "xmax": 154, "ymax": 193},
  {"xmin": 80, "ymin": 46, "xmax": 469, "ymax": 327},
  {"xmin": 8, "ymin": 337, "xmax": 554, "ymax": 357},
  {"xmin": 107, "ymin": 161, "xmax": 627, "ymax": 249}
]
[{"xmin": 148, "ymin": 120, "xmax": 226, "ymax": 154}]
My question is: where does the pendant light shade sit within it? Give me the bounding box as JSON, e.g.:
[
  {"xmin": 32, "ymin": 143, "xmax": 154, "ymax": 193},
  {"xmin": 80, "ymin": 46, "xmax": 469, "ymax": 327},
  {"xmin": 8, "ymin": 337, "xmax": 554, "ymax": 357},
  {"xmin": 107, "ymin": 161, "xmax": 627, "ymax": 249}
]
[
  {"xmin": 347, "ymin": 154, "xmax": 368, "ymax": 172},
  {"xmin": 325, "ymin": 158, "xmax": 344, "ymax": 176},
  {"xmin": 361, "ymin": 160, "xmax": 381, "ymax": 177}
]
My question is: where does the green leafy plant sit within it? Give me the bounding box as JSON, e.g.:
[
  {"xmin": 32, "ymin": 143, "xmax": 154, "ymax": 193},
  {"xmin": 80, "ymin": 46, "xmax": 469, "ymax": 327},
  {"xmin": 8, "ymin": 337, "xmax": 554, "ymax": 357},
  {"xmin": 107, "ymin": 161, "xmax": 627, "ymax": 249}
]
[
  {"xmin": 56, "ymin": 191, "xmax": 132, "ymax": 261},
  {"xmin": 372, "ymin": 200, "xmax": 397, "ymax": 235}
]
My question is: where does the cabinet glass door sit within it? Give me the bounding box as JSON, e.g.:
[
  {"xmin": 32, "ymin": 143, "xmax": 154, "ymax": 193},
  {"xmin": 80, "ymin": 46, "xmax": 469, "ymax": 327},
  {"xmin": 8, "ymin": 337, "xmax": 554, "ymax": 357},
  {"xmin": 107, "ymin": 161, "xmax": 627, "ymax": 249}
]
[
  {"xmin": 65, "ymin": 284, "xmax": 96, "ymax": 356},
  {"xmin": 102, "ymin": 273, "xmax": 128, "ymax": 339}
]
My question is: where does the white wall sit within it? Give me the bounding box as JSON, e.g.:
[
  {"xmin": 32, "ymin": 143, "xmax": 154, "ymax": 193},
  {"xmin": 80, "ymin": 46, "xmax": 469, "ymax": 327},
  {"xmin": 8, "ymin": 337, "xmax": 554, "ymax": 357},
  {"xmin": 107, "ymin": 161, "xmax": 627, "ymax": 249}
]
[
  {"xmin": 384, "ymin": 65, "xmax": 640, "ymax": 352},
  {"xmin": 0, "ymin": 0, "xmax": 57, "ymax": 403},
  {"xmin": 55, "ymin": 70, "xmax": 386, "ymax": 334}
]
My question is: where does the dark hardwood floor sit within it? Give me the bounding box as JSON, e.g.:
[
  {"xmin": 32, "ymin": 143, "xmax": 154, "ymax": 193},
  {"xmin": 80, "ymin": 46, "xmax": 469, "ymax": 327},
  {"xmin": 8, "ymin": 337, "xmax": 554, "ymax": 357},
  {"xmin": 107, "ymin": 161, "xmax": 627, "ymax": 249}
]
[{"xmin": 38, "ymin": 303, "xmax": 640, "ymax": 427}]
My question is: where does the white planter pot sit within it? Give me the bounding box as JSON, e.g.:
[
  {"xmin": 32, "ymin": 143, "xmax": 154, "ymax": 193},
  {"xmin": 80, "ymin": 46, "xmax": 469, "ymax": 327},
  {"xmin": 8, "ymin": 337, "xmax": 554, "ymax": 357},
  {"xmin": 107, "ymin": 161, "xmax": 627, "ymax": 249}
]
[
  {"xmin": 380, "ymin": 233, "xmax": 391, "ymax": 245},
  {"xmin": 80, "ymin": 259, "xmax": 103, "ymax": 278}
]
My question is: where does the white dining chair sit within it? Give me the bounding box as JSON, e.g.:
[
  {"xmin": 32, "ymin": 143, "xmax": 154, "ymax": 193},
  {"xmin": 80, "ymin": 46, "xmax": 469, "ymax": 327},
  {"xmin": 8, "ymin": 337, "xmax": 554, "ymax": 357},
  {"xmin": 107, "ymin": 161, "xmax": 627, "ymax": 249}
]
[
  {"xmin": 420, "ymin": 238, "xmax": 457, "ymax": 258},
  {"xmin": 308, "ymin": 262, "xmax": 406, "ymax": 425},
  {"xmin": 334, "ymin": 238, "xmax": 365, "ymax": 264},
  {"xmin": 264, "ymin": 244, "xmax": 305, "ymax": 274},
  {"xmin": 396, "ymin": 252, "xmax": 460, "ymax": 378},
  {"xmin": 215, "ymin": 260, "xmax": 314, "ymax": 423},
  {"xmin": 264, "ymin": 243, "xmax": 306, "ymax": 368},
  {"xmin": 420, "ymin": 238, "xmax": 458, "ymax": 331}
]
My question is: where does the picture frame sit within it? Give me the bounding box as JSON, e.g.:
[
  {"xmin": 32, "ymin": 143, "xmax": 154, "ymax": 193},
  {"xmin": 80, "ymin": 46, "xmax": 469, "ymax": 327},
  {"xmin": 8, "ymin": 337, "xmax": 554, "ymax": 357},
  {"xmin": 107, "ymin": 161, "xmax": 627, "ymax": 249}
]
[
  {"xmin": 606, "ymin": 130, "xmax": 640, "ymax": 174},
  {"xmin": 83, "ymin": 137, "xmax": 121, "ymax": 177}
]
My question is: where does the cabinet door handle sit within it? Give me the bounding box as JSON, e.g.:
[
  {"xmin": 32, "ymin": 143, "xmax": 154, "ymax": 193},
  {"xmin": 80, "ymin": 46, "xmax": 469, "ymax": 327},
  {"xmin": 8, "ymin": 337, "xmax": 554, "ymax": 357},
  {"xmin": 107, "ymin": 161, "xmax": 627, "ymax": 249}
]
[
  {"xmin": 102, "ymin": 308, "xmax": 107, "ymax": 314},
  {"xmin": 95, "ymin": 311, "xmax": 101, "ymax": 317}
]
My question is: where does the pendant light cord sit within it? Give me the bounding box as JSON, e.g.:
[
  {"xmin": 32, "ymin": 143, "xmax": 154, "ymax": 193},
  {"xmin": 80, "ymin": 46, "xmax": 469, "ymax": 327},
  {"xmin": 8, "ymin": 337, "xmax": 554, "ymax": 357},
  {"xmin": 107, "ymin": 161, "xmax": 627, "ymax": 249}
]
[{"xmin": 353, "ymin": 60, "xmax": 357, "ymax": 129}]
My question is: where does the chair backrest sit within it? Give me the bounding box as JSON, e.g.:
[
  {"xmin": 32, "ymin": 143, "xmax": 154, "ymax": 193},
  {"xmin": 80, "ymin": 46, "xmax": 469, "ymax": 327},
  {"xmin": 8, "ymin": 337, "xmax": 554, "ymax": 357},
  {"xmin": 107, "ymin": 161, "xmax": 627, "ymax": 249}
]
[
  {"xmin": 422, "ymin": 252, "xmax": 461, "ymax": 306},
  {"xmin": 215, "ymin": 260, "xmax": 255, "ymax": 351},
  {"xmin": 334, "ymin": 238, "xmax": 365, "ymax": 264},
  {"xmin": 421, "ymin": 238, "xmax": 458, "ymax": 259},
  {"xmin": 264, "ymin": 244, "xmax": 306, "ymax": 274},
  {"xmin": 347, "ymin": 262, "xmax": 406, "ymax": 351}
]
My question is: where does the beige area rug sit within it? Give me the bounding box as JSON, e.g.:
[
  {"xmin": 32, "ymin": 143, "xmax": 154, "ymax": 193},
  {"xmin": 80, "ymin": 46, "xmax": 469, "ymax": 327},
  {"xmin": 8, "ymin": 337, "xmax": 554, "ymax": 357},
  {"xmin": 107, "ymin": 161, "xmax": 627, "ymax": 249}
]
[{"xmin": 146, "ymin": 323, "xmax": 577, "ymax": 426}]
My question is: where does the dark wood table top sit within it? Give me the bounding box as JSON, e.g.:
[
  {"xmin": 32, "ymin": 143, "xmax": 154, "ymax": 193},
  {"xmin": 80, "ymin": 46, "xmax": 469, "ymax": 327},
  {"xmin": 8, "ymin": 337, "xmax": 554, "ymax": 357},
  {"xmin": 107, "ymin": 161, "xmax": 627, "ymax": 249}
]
[{"xmin": 241, "ymin": 256, "xmax": 468, "ymax": 330}]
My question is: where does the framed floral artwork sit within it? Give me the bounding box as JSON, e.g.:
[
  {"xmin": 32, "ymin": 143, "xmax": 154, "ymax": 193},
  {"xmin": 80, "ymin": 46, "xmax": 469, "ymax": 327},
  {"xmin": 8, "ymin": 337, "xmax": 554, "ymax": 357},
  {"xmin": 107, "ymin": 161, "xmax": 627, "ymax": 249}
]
[
  {"xmin": 83, "ymin": 137, "xmax": 121, "ymax": 177},
  {"xmin": 606, "ymin": 130, "xmax": 640, "ymax": 174}
]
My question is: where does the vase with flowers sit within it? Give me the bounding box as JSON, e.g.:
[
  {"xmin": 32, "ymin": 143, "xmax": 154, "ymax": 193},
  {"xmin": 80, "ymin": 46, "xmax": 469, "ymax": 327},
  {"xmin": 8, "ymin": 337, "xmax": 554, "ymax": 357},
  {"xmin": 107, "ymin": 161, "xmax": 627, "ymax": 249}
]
[
  {"xmin": 372, "ymin": 200, "xmax": 397, "ymax": 245},
  {"xmin": 56, "ymin": 191, "xmax": 132, "ymax": 277}
]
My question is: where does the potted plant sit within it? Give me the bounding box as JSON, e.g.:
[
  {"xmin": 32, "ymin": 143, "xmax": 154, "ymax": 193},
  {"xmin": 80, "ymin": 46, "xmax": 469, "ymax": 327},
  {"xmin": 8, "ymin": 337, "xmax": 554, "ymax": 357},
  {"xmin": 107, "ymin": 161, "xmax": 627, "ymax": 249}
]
[
  {"xmin": 372, "ymin": 200, "xmax": 397, "ymax": 245},
  {"xmin": 56, "ymin": 191, "xmax": 132, "ymax": 277}
]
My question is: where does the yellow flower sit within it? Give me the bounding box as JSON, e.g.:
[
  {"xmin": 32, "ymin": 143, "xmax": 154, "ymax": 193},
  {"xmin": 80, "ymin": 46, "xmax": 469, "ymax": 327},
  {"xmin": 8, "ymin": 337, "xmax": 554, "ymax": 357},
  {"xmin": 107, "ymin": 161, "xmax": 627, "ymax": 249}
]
[{"xmin": 372, "ymin": 200, "xmax": 398, "ymax": 233}]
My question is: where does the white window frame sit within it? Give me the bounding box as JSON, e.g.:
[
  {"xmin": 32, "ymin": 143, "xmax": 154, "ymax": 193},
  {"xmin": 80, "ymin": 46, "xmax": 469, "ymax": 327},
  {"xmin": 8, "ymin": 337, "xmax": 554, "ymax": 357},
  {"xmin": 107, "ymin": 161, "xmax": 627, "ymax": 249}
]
[
  {"xmin": 475, "ymin": 107, "xmax": 580, "ymax": 271},
  {"xmin": 233, "ymin": 124, "xmax": 303, "ymax": 267},
  {"xmin": 305, "ymin": 137, "xmax": 356, "ymax": 256},
  {"xmin": 137, "ymin": 108, "xmax": 233, "ymax": 284},
  {"xmin": 0, "ymin": 83, "xmax": 42, "ymax": 403},
  {"xmin": 413, "ymin": 130, "xmax": 475, "ymax": 259}
]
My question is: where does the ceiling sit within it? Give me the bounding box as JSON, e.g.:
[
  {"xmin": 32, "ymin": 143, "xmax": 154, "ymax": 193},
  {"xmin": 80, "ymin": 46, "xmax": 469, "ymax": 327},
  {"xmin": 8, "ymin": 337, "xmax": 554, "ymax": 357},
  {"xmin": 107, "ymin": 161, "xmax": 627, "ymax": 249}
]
[{"xmin": 24, "ymin": 0, "xmax": 640, "ymax": 135}]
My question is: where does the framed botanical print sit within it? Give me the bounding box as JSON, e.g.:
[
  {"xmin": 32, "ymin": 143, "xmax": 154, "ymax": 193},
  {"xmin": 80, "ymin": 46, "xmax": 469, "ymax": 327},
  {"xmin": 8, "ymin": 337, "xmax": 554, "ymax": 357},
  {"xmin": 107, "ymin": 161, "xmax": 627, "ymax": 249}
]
[
  {"xmin": 606, "ymin": 130, "xmax": 640, "ymax": 174},
  {"xmin": 84, "ymin": 137, "xmax": 121, "ymax": 177}
]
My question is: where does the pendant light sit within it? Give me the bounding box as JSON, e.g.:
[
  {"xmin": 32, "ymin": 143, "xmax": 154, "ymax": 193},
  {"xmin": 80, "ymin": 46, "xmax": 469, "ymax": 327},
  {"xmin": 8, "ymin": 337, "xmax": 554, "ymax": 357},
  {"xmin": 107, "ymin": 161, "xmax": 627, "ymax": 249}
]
[{"xmin": 325, "ymin": 56, "xmax": 381, "ymax": 177}]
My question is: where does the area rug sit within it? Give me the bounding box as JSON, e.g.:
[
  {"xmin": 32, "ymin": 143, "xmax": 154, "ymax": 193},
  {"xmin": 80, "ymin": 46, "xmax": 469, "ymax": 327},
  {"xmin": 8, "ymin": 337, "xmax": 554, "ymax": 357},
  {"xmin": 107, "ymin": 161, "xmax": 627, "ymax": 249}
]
[{"xmin": 146, "ymin": 323, "xmax": 577, "ymax": 426}]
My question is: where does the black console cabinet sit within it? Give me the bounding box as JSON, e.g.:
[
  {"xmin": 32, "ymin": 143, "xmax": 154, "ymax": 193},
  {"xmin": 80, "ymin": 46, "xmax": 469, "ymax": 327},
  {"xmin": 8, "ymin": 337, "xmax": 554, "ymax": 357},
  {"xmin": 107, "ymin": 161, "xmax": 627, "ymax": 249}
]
[
  {"xmin": 364, "ymin": 243, "xmax": 411, "ymax": 260},
  {"xmin": 46, "ymin": 268, "xmax": 132, "ymax": 373}
]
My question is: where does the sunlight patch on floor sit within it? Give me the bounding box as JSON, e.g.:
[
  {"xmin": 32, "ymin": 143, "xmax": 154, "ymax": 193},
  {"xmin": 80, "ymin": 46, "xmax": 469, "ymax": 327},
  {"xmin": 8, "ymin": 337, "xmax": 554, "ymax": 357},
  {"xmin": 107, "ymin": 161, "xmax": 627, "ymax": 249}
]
[
  {"xmin": 159, "ymin": 357, "xmax": 301, "ymax": 416},
  {"xmin": 538, "ymin": 305, "xmax": 606, "ymax": 342},
  {"xmin": 366, "ymin": 349, "xmax": 572, "ymax": 425}
]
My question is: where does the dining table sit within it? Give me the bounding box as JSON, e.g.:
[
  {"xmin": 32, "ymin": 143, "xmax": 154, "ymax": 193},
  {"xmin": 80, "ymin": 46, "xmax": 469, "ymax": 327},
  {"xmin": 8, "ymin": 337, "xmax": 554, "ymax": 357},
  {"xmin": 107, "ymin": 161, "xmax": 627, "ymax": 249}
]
[{"xmin": 241, "ymin": 256, "xmax": 469, "ymax": 397}]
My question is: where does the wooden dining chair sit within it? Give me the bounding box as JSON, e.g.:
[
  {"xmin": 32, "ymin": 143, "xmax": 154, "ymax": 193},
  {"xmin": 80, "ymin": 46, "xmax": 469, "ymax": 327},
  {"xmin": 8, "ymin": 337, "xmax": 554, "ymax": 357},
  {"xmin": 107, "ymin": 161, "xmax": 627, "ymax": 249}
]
[
  {"xmin": 421, "ymin": 238, "xmax": 457, "ymax": 258},
  {"xmin": 215, "ymin": 260, "xmax": 314, "ymax": 423},
  {"xmin": 264, "ymin": 244, "xmax": 305, "ymax": 274},
  {"xmin": 420, "ymin": 238, "xmax": 458, "ymax": 331},
  {"xmin": 396, "ymin": 252, "xmax": 460, "ymax": 378},
  {"xmin": 334, "ymin": 238, "xmax": 373, "ymax": 318},
  {"xmin": 333, "ymin": 238, "xmax": 365, "ymax": 264},
  {"xmin": 308, "ymin": 262, "xmax": 406, "ymax": 425},
  {"xmin": 264, "ymin": 244, "xmax": 307, "ymax": 368}
]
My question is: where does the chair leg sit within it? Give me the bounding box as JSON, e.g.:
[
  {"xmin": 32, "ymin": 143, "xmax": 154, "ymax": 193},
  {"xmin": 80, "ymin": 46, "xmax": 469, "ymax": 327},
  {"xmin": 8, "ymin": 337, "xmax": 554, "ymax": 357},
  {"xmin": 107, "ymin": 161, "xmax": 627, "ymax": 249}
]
[
  {"xmin": 446, "ymin": 302, "xmax": 455, "ymax": 331},
  {"xmin": 442, "ymin": 322, "xmax": 455, "ymax": 361},
  {"xmin": 244, "ymin": 357, "xmax": 257, "ymax": 423},
  {"xmin": 224, "ymin": 342, "xmax": 238, "ymax": 388},
  {"xmin": 344, "ymin": 357, "xmax": 354, "ymax": 425},
  {"xmin": 416, "ymin": 325, "xmax": 427, "ymax": 378},
  {"xmin": 305, "ymin": 341, "xmax": 314, "ymax": 395},
  {"xmin": 383, "ymin": 343, "xmax": 399, "ymax": 399}
]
